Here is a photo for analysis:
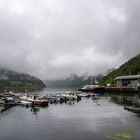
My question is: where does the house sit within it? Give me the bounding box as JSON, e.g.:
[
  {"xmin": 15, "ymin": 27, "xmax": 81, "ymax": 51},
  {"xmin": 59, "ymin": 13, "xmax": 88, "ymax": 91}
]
[{"xmin": 115, "ymin": 74, "xmax": 140, "ymax": 88}]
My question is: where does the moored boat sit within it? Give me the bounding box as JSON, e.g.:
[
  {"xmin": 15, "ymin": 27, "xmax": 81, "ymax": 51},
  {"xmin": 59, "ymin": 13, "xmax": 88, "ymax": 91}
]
[
  {"xmin": 62, "ymin": 93, "xmax": 78, "ymax": 100},
  {"xmin": 20, "ymin": 94, "xmax": 48, "ymax": 106},
  {"xmin": 78, "ymin": 93, "xmax": 88, "ymax": 97}
]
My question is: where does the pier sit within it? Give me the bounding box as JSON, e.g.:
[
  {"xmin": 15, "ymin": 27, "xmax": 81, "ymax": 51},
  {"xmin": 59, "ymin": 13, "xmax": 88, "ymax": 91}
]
[{"xmin": 80, "ymin": 86, "xmax": 140, "ymax": 94}]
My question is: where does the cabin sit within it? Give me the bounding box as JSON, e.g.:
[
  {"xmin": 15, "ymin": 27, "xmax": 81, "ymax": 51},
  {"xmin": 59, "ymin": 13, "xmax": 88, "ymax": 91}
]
[{"xmin": 115, "ymin": 75, "xmax": 140, "ymax": 89}]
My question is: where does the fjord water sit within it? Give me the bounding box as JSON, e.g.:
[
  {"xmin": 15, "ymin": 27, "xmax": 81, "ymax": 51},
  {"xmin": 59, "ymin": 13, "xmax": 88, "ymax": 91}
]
[{"xmin": 0, "ymin": 88, "xmax": 140, "ymax": 140}]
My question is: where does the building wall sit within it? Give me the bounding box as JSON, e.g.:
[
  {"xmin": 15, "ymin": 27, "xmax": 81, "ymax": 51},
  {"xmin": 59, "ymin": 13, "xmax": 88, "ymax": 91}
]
[
  {"xmin": 116, "ymin": 80, "xmax": 122, "ymax": 87},
  {"xmin": 116, "ymin": 78, "xmax": 140, "ymax": 88},
  {"xmin": 131, "ymin": 80, "xmax": 139, "ymax": 88}
]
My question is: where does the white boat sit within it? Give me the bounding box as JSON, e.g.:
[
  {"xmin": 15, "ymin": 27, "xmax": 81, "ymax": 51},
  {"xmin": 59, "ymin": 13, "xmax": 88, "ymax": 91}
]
[
  {"xmin": 78, "ymin": 93, "xmax": 88, "ymax": 97},
  {"xmin": 20, "ymin": 94, "xmax": 48, "ymax": 106},
  {"xmin": 7, "ymin": 97, "xmax": 14, "ymax": 101},
  {"xmin": 81, "ymin": 84, "xmax": 99, "ymax": 90},
  {"xmin": 62, "ymin": 93, "xmax": 78, "ymax": 100}
]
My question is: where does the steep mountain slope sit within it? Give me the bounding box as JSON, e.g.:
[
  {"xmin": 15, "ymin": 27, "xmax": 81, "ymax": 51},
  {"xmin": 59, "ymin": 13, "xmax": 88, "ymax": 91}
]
[
  {"xmin": 0, "ymin": 67, "xmax": 46, "ymax": 92},
  {"xmin": 101, "ymin": 54, "xmax": 140, "ymax": 85}
]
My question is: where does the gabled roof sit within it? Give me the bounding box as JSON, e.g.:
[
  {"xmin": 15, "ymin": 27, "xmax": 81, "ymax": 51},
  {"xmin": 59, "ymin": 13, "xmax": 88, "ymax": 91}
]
[{"xmin": 115, "ymin": 74, "xmax": 140, "ymax": 80}]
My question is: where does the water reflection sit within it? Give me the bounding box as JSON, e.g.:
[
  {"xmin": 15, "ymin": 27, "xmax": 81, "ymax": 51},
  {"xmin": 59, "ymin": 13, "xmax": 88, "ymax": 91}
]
[
  {"xmin": 107, "ymin": 93, "xmax": 140, "ymax": 105},
  {"xmin": 94, "ymin": 100, "xmax": 100, "ymax": 106},
  {"xmin": 106, "ymin": 92, "xmax": 140, "ymax": 106},
  {"xmin": 66, "ymin": 101, "xmax": 76, "ymax": 106},
  {"xmin": 30, "ymin": 107, "xmax": 40, "ymax": 119}
]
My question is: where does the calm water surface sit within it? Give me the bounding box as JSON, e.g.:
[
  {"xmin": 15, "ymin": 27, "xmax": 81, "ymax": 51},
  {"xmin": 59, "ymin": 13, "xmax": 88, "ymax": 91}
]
[{"xmin": 0, "ymin": 88, "xmax": 140, "ymax": 140}]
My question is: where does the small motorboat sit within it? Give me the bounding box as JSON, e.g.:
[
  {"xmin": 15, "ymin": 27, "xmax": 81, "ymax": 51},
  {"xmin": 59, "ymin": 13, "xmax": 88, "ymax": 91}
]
[
  {"xmin": 20, "ymin": 94, "xmax": 48, "ymax": 106},
  {"xmin": 62, "ymin": 93, "xmax": 78, "ymax": 100},
  {"xmin": 78, "ymin": 93, "xmax": 88, "ymax": 97}
]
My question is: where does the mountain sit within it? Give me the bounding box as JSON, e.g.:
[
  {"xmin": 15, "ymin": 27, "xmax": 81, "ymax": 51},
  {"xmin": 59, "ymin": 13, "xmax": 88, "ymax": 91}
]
[
  {"xmin": 0, "ymin": 67, "xmax": 46, "ymax": 92},
  {"xmin": 101, "ymin": 54, "xmax": 140, "ymax": 85},
  {"xmin": 44, "ymin": 74, "xmax": 104, "ymax": 88}
]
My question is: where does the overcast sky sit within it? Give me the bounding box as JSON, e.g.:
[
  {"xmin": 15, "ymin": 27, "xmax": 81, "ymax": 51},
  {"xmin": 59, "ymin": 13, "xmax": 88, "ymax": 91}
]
[{"xmin": 0, "ymin": 0, "xmax": 140, "ymax": 80}]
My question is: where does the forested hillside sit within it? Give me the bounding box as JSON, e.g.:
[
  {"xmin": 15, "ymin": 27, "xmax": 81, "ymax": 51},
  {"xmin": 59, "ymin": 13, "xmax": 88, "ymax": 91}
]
[
  {"xmin": 101, "ymin": 54, "xmax": 140, "ymax": 85},
  {"xmin": 0, "ymin": 67, "xmax": 46, "ymax": 92}
]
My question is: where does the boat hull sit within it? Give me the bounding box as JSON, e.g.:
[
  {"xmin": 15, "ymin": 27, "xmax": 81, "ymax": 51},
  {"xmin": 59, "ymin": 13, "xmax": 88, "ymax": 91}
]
[{"xmin": 20, "ymin": 96, "xmax": 48, "ymax": 106}]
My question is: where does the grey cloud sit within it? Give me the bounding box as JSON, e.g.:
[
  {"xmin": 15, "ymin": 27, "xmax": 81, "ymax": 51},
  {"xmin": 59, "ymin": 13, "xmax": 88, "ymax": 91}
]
[{"xmin": 0, "ymin": 0, "xmax": 140, "ymax": 80}]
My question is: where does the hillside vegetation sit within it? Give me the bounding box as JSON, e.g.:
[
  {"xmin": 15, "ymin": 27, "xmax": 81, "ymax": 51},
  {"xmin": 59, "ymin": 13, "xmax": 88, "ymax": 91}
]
[
  {"xmin": 0, "ymin": 67, "xmax": 46, "ymax": 92},
  {"xmin": 101, "ymin": 54, "xmax": 140, "ymax": 85}
]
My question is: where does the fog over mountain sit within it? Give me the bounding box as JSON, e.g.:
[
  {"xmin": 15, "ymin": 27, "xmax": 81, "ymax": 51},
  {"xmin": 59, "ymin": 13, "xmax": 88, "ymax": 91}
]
[{"xmin": 0, "ymin": 0, "xmax": 140, "ymax": 80}]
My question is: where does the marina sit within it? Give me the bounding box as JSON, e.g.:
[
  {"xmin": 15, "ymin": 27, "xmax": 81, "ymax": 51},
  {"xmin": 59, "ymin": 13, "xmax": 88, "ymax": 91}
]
[
  {"xmin": 0, "ymin": 90, "xmax": 97, "ymax": 112},
  {"xmin": 0, "ymin": 88, "xmax": 140, "ymax": 140},
  {"xmin": 1, "ymin": 87, "xmax": 140, "ymax": 112}
]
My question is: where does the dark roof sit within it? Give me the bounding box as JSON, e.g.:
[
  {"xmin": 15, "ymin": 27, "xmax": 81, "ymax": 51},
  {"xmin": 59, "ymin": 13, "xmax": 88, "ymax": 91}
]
[{"xmin": 115, "ymin": 75, "xmax": 140, "ymax": 80}]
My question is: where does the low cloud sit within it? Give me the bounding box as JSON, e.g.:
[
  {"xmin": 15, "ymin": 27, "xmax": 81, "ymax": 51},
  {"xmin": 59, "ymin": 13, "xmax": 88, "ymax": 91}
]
[{"xmin": 0, "ymin": 0, "xmax": 140, "ymax": 80}]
